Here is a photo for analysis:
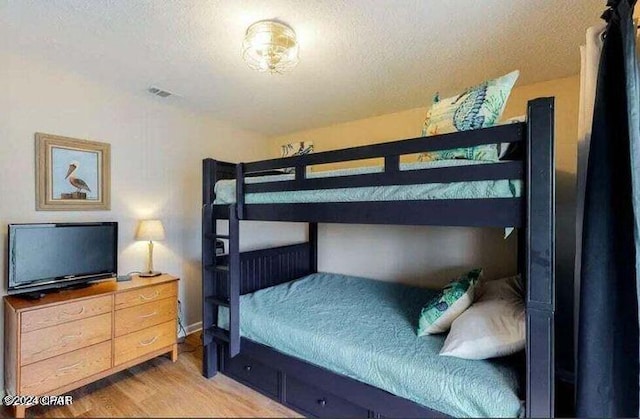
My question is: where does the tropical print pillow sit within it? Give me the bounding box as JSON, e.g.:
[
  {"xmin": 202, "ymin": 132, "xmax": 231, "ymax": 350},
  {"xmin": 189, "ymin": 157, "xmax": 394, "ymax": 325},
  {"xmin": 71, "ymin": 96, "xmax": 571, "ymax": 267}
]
[
  {"xmin": 417, "ymin": 269, "xmax": 482, "ymax": 336},
  {"xmin": 418, "ymin": 70, "xmax": 519, "ymax": 162}
]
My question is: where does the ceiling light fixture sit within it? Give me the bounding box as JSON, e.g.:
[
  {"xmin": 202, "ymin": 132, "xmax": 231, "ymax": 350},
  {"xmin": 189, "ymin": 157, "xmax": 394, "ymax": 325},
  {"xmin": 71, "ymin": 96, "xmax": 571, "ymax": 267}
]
[{"xmin": 242, "ymin": 20, "xmax": 299, "ymax": 74}]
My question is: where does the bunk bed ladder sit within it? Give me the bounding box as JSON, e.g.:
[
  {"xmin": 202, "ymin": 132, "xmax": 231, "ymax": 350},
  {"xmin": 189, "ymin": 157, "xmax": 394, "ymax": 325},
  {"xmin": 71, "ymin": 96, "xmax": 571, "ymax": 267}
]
[
  {"xmin": 202, "ymin": 159, "xmax": 241, "ymax": 378},
  {"xmin": 202, "ymin": 160, "xmax": 217, "ymax": 378},
  {"xmin": 202, "ymin": 207, "xmax": 241, "ymax": 351},
  {"xmin": 226, "ymin": 205, "xmax": 241, "ymax": 357}
]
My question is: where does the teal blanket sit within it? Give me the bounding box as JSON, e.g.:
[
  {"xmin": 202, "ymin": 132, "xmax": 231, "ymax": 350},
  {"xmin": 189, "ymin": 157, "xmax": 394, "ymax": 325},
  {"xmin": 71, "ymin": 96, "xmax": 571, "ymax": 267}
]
[
  {"xmin": 219, "ymin": 273, "xmax": 523, "ymax": 417},
  {"xmin": 214, "ymin": 160, "xmax": 521, "ymax": 204}
]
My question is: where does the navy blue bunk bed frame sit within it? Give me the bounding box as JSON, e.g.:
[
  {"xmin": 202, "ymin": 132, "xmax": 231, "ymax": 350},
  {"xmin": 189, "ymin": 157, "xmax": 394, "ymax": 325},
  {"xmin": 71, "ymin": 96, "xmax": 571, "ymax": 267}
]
[{"xmin": 201, "ymin": 97, "xmax": 555, "ymax": 418}]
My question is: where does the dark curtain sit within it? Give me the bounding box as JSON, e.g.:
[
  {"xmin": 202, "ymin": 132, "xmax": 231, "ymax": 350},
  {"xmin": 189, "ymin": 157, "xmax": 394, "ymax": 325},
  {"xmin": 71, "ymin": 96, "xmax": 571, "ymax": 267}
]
[{"xmin": 576, "ymin": 0, "xmax": 640, "ymax": 417}]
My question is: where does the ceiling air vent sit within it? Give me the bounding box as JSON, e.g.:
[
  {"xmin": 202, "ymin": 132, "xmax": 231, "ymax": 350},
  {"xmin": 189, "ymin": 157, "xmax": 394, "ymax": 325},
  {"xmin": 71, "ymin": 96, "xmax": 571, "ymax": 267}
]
[{"xmin": 148, "ymin": 86, "xmax": 173, "ymax": 98}]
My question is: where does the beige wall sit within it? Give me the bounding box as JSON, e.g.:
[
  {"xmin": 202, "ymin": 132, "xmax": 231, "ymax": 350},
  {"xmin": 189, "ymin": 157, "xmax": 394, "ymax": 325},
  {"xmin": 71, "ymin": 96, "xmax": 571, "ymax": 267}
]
[
  {"xmin": 504, "ymin": 76, "xmax": 579, "ymax": 174},
  {"xmin": 270, "ymin": 74, "xmax": 579, "ymax": 171},
  {"xmin": 269, "ymin": 75, "xmax": 579, "ymax": 288},
  {"xmin": 0, "ymin": 50, "xmax": 306, "ymax": 341}
]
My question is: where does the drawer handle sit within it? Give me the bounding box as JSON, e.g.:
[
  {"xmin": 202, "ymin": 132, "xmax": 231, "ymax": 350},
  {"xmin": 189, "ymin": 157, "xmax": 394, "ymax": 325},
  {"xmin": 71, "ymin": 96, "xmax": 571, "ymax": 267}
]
[
  {"xmin": 139, "ymin": 336, "xmax": 158, "ymax": 346},
  {"xmin": 60, "ymin": 333, "xmax": 82, "ymax": 340},
  {"xmin": 61, "ymin": 306, "xmax": 85, "ymax": 317},
  {"xmin": 139, "ymin": 290, "xmax": 159, "ymax": 301},
  {"xmin": 317, "ymin": 398, "xmax": 327, "ymax": 407},
  {"xmin": 58, "ymin": 361, "xmax": 82, "ymax": 372},
  {"xmin": 139, "ymin": 311, "xmax": 157, "ymax": 319},
  {"xmin": 243, "ymin": 365, "xmax": 252, "ymax": 372}
]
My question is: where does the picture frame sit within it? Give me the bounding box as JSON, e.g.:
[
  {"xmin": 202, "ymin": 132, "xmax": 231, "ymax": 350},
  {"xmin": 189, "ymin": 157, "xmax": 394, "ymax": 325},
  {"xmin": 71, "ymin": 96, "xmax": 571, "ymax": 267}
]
[{"xmin": 36, "ymin": 133, "xmax": 111, "ymax": 211}]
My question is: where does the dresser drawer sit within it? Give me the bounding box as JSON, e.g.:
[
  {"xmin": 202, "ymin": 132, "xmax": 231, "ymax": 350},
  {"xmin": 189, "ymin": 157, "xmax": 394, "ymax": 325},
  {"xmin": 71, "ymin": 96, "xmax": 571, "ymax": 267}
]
[
  {"xmin": 115, "ymin": 297, "xmax": 177, "ymax": 337},
  {"xmin": 285, "ymin": 376, "xmax": 368, "ymax": 418},
  {"xmin": 21, "ymin": 313, "xmax": 112, "ymax": 365},
  {"xmin": 20, "ymin": 341, "xmax": 111, "ymax": 395},
  {"xmin": 224, "ymin": 353, "xmax": 279, "ymax": 397},
  {"xmin": 114, "ymin": 320, "xmax": 176, "ymax": 366},
  {"xmin": 115, "ymin": 282, "xmax": 177, "ymax": 310},
  {"xmin": 21, "ymin": 295, "xmax": 111, "ymax": 333}
]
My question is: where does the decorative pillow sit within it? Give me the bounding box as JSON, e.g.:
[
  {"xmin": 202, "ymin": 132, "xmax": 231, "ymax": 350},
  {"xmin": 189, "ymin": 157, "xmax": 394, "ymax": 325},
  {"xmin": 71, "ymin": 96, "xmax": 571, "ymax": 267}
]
[
  {"xmin": 418, "ymin": 70, "xmax": 520, "ymax": 162},
  {"xmin": 417, "ymin": 269, "xmax": 482, "ymax": 336},
  {"xmin": 280, "ymin": 141, "xmax": 314, "ymax": 173},
  {"xmin": 440, "ymin": 275, "xmax": 525, "ymax": 360}
]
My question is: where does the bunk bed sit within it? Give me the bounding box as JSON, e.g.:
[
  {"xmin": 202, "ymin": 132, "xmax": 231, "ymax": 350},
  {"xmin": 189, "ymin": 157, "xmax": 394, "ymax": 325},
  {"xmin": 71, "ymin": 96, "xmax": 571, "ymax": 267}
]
[{"xmin": 201, "ymin": 97, "xmax": 555, "ymax": 418}]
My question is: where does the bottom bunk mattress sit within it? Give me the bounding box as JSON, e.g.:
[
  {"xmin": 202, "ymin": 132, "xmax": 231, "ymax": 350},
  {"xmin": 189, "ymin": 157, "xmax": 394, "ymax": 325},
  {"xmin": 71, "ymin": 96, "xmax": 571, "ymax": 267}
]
[{"xmin": 219, "ymin": 273, "xmax": 523, "ymax": 418}]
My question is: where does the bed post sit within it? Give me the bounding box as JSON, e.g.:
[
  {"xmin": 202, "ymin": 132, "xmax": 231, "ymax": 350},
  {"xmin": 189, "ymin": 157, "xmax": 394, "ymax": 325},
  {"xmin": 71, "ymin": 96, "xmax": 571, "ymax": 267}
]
[
  {"xmin": 202, "ymin": 158, "xmax": 218, "ymax": 377},
  {"xmin": 525, "ymin": 97, "xmax": 555, "ymax": 418},
  {"xmin": 309, "ymin": 222, "xmax": 318, "ymax": 273},
  {"xmin": 236, "ymin": 163, "xmax": 245, "ymax": 220},
  {"xmin": 228, "ymin": 204, "xmax": 241, "ymax": 357}
]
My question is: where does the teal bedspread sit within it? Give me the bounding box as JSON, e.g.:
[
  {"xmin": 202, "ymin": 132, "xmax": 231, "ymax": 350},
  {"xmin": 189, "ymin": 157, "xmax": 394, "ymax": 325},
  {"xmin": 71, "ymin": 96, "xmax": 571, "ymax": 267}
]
[
  {"xmin": 219, "ymin": 273, "xmax": 523, "ymax": 417},
  {"xmin": 213, "ymin": 160, "xmax": 522, "ymax": 204}
]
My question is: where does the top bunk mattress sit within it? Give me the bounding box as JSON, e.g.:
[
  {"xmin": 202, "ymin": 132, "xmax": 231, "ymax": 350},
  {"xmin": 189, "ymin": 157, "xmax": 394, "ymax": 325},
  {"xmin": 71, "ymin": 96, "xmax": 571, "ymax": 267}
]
[
  {"xmin": 219, "ymin": 272, "xmax": 523, "ymax": 418},
  {"xmin": 213, "ymin": 159, "xmax": 522, "ymax": 204}
]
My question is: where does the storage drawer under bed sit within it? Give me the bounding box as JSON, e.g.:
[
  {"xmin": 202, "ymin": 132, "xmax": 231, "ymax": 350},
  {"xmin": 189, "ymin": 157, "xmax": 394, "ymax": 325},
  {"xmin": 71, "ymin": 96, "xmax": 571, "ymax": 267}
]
[
  {"xmin": 223, "ymin": 351, "xmax": 371, "ymax": 418},
  {"xmin": 221, "ymin": 342, "xmax": 435, "ymax": 418},
  {"xmin": 284, "ymin": 375, "xmax": 369, "ymax": 418},
  {"xmin": 223, "ymin": 353, "xmax": 279, "ymax": 398}
]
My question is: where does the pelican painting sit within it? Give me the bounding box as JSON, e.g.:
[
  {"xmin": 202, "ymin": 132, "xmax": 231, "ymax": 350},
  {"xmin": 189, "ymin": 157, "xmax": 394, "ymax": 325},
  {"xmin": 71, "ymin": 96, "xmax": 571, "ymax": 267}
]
[
  {"xmin": 47, "ymin": 141, "xmax": 100, "ymax": 202},
  {"xmin": 65, "ymin": 161, "xmax": 92, "ymax": 194},
  {"xmin": 36, "ymin": 133, "xmax": 110, "ymax": 210}
]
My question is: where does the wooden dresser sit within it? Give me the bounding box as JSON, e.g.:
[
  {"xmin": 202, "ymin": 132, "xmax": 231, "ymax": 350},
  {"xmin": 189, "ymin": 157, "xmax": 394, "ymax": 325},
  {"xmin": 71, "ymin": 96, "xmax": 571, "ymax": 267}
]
[{"xmin": 4, "ymin": 274, "xmax": 179, "ymax": 418}]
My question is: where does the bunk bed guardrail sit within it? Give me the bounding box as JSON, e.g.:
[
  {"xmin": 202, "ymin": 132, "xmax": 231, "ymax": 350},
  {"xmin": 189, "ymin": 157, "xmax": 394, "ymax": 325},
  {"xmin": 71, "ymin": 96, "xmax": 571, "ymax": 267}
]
[{"xmin": 207, "ymin": 122, "xmax": 528, "ymax": 227}]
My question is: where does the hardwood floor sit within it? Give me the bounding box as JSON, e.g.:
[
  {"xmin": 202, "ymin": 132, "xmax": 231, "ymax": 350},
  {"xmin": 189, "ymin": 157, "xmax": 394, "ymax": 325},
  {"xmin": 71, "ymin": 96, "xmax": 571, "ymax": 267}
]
[{"xmin": 3, "ymin": 334, "xmax": 299, "ymax": 418}]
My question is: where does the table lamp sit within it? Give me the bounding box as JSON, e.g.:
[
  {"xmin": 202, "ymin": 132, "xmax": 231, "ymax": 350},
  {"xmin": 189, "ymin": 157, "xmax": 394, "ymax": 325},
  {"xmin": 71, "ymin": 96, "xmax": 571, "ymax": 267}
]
[{"xmin": 135, "ymin": 219, "xmax": 165, "ymax": 277}]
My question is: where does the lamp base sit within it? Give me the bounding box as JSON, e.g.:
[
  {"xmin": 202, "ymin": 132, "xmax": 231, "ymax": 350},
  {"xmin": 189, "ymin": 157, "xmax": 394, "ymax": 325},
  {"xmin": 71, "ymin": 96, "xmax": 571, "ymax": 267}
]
[{"xmin": 139, "ymin": 271, "xmax": 162, "ymax": 278}]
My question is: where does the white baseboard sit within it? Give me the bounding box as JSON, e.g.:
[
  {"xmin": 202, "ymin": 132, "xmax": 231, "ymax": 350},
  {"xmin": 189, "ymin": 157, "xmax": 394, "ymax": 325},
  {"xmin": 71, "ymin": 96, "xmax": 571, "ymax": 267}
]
[{"xmin": 186, "ymin": 321, "xmax": 202, "ymax": 335}]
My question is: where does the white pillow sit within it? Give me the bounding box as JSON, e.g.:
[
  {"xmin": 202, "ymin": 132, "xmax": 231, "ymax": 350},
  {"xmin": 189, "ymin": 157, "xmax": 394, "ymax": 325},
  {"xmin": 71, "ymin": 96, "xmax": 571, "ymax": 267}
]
[{"xmin": 439, "ymin": 275, "xmax": 525, "ymax": 360}]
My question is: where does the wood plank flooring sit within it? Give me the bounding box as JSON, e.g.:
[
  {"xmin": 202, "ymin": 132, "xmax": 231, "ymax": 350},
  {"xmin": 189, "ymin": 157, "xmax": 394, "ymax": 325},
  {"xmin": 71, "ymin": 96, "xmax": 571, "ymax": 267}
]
[{"xmin": 2, "ymin": 334, "xmax": 299, "ymax": 418}]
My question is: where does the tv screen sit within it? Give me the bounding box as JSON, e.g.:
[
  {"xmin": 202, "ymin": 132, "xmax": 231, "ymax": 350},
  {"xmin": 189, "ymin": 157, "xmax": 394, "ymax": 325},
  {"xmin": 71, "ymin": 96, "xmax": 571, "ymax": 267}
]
[{"xmin": 8, "ymin": 222, "xmax": 117, "ymax": 294}]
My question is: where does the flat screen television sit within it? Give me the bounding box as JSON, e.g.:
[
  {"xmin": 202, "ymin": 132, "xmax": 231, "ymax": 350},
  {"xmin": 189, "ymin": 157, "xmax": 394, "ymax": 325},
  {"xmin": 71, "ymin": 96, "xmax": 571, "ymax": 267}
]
[{"xmin": 7, "ymin": 222, "xmax": 118, "ymax": 295}]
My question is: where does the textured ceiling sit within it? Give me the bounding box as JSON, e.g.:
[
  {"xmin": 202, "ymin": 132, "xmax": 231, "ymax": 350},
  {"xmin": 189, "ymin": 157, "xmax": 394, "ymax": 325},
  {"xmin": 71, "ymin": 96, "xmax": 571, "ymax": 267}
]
[{"xmin": 0, "ymin": 0, "xmax": 604, "ymax": 135}]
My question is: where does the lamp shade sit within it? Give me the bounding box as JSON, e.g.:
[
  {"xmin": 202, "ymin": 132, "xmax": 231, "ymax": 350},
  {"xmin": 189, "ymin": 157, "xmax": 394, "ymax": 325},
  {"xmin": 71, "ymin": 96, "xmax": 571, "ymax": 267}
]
[{"xmin": 135, "ymin": 219, "xmax": 165, "ymax": 241}]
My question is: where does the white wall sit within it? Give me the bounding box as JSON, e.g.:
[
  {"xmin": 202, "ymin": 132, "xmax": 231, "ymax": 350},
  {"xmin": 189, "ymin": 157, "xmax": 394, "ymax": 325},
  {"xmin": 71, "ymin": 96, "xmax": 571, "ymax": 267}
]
[{"xmin": 0, "ymin": 50, "xmax": 305, "ymax": 361}]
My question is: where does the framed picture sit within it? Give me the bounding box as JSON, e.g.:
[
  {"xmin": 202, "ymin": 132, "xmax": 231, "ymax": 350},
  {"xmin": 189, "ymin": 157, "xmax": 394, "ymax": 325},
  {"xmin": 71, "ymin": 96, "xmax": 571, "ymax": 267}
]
[{"xmin": 36, "ymin": 133, "xmax": 111, "ymax": 211}]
